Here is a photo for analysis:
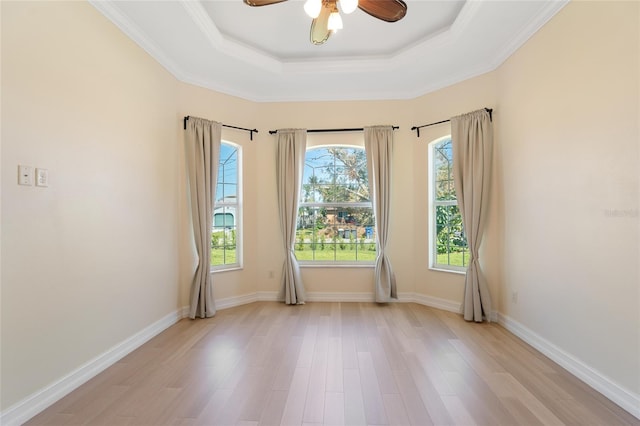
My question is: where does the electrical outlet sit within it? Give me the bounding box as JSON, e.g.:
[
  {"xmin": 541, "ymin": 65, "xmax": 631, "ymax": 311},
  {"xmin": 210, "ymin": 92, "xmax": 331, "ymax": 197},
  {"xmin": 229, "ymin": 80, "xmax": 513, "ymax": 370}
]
[
  {"xmin": 18, "ymin": 165, "xmax": 33, "ymax": 186},
  {"xmin": 268, "ymin": 270, "xmax": 274, "ymax": 279},
  {"xmin": 511, "ymin": 291, "xmax": 518, "ymax": 304},
  {"xmin": 36, "ymin": 168, "xmax": 49, "ymax": 187}
]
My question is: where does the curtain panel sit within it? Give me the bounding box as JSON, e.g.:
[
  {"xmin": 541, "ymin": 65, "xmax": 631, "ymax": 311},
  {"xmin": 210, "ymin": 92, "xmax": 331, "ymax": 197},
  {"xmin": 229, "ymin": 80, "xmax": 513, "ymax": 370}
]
[
  {"xmin": 364, "ymin": 126, "xmax": 397, "ymax": 302},
  {"xmin": 185, "ymin": 117, "xmax": 221, "ymax": 319},
  {"xmin": 451, "ymin": 109, "xmax": 493, "ymax": 322},
  {"xmin": 276, "ymin": 129, "xmax": 307, "ymax": 304}
]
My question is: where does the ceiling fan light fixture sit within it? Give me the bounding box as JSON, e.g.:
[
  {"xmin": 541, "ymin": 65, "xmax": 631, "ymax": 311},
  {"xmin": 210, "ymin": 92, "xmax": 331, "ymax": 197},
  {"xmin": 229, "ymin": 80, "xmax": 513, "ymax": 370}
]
[
  {"xmin": 304, "ymin": 0, "xmax": 322, "ymax": 18},
  {"xmin": 243, "ymin": 0, "xmax": 407, "ymax": 45},
  {"xmin": 339, "ymin": 0, "xmax": 358, "ymax": 14},
  {"xmin": 328, "ymin": 10, "xmax": 343, "ymax": 31}
]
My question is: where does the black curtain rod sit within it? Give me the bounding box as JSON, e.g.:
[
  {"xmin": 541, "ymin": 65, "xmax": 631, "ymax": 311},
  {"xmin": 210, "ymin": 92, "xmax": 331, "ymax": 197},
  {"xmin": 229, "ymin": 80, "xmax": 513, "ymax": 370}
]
[
  {"xmin": 183, "ymin": 116, "xmax": 259, "ymax": 141},
  {"xmin": 411, "ymin": 108, "xmax": 493, "ymax": 138},
  {"xmin": 269, "ymin": 126, "xmax": 399, "ymax": 135}
]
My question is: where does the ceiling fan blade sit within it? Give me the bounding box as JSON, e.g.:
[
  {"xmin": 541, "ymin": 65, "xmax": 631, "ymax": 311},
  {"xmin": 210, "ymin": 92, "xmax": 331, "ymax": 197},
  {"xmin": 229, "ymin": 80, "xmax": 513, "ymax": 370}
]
[
  {"xmin": 243, "ymin": 0, "xmax": 287, "ymax": 6},
  {"xmin": 310, "ymin": 4, "xmax": 332, "ymax": 45},
  {"xmin": 358, "ymin": 0, "xmax": 407, "ymax": 22}
]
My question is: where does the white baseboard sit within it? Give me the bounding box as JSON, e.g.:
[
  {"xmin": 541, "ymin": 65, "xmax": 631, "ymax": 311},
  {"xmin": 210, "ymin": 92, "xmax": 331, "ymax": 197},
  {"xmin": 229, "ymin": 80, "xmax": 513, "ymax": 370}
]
[
  {"xmin": 214, "ymin": 292, "xmax": 259, "ymax": 310},
  {"xmin": 0, "ymin": 307, "xmax": 185, "ymax": 426},
  {"xmin": 258, "ymin": 291, "xmax": 377, "ymax": 303},
  {"xmin": 251, "ymin": 290, "xmax": 463, "ymax": 309},
  {"xmin": 498, "ymin": 313, "xmax": 640, "ymax": 420},
  {"xmin": 180, "ymin": 305, "xmax": 191, "ymax": 318},
  {"xmin": 215, "ymin": 291, "xmax": 378, "ymax": 306},
  {"xmin": 398, "ymin": 292, "xmax": 462, "ymax": 313},
  {"xmin": 306, "ymin": 291, "xmax": 375, "ymax": 302},
  {"xmin": 231, "ymin": 290, "xmax": 464, "ymax": 310},
  {"xmin": 256, "ymin": 291, "xmax": 280, "ymax": 301},
  {"xmin": 244, "ymin": 291, "xmax": 375, "ymax": 303}
]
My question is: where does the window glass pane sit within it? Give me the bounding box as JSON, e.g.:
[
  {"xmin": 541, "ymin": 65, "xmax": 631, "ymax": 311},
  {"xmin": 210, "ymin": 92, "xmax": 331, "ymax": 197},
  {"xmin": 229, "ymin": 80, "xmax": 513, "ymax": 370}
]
[
  {"xmin": 218, "ymin": 149, "xmax": 237, "ymax": 201},
  {"xmin": 296, "ymin": 145, "xmax": 376, "ymax": 263},
  {"xmin": 334, "ymin": 185, "xmax": 351, "ymax": 203},
  {"xmin": 358, "ymin": 184, "xmax": 370, "ymax": 201},
  {"xmin": 435, "ymin": 204, "xmax": 467, "ymax": 268},
  {"xmin": 212, "ymin": 204, "xmax": 237, "ymax": 265},
  {"xmin": 314, "ymin": 184, "xmax": 333, "ymax": 203},
  {"xmin": 212, "ymin": 142, "xmax": 240, "ymax": 268},
  {"xmin": 294, "ymin": 245, "xmax": 315, "ymax": 261},
  {"xmin": 435, "ymin": 179, "xmax": 449, "ymax": 201},
  {"xmin": 431, "ymin": 137, "xmax": 467, "ymax": 270},
  {"xmin": 296, "ymin": 205, "xmax": 376, "ymax": 262},
  {"xmin": 219, "ymin": 145, "xmax": 238, "ymax": 179},
  {"xmin": 301, "ymin": 164, "xmax": 319, "ymax": 203},
  {"xmin": 434, "ymin": 139, "xmax": 455, "ymax": 201},
  {"xmin": 305, "ymin": 149, "xmax": 330, "ymax": 169},
  {"xmin": 223, "ymin": 184, "xmax": 237, "ymax": 200},
  {"xmin": 301, "ymin": 147, "xmax": 370, "ymax": 203},
  {"xmin": 216, "ymin": 185, "xmax": 238, "ymax": 203},
  {"xmin": 213, "ymin": 212, "xmax": 235, "ymax": 228}
]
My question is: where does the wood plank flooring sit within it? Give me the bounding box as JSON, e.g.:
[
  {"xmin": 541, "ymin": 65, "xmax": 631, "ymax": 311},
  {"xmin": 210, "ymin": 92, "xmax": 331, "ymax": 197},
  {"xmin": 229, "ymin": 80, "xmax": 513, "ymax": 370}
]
[{"xmin": 25, "ymin": 302, "xmax": 639, "ymax": 426}]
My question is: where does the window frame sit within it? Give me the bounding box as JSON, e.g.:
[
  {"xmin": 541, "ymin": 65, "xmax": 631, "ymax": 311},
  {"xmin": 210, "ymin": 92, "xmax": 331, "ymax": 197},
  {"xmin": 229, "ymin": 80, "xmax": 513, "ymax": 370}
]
[
  {"xmin": 297, "ymin": 144, "xmax": 376, "ymax": 267},
  {"xmin": 428, "ymin": 136, "xmax": 467, "ymax": 274},
  {"xmin": 211, "ymin": 140, "xmax": 242, "ymax": 272}
]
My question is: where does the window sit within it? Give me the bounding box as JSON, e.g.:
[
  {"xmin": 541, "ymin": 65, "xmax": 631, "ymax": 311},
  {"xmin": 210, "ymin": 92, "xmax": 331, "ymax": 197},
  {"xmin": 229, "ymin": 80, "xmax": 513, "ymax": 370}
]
[
  {"xmin": 296, "ymin": 146, "xmax": 376, "ymax": 263},
  {"xmin": 429, "ymin": 136, "xmax": 468, "ymax": 271},
  {"xmin": 212, "ymin": 142, "xmax": 241, "ymax": 269}
]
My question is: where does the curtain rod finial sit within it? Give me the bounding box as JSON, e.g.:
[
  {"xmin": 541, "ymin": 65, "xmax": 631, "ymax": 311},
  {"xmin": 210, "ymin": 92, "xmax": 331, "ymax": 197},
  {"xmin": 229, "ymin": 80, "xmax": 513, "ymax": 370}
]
[{"xmin": 485, "ymin": 108, "xmax": 493, "ymax": 121}]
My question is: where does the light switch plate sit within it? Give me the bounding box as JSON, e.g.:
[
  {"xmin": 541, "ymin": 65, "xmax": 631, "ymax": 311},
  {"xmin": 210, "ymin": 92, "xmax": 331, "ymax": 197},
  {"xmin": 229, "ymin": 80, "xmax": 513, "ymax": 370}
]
[
  {"xmin": 18, "ymin": 165, "xmax": 33, "ymax": 186},
  {"xmin": 36, "ymin": 168, "xmax": 49, "ymax": 187}
]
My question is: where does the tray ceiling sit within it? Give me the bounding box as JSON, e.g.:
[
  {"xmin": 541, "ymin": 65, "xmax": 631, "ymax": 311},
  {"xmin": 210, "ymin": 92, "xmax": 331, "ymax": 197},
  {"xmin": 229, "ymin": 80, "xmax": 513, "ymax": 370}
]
[{"xmin": 90, "ymin": 0, "xmax": 568, "ymax": 102}]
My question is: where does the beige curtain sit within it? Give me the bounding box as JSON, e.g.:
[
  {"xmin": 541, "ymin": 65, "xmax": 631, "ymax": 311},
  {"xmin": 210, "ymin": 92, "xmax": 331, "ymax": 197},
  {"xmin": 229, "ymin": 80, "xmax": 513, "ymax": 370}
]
[
  {"xmin": 364, "ymin": 126, "xmax": 397, "ymax": 302},
  {"xmin": 451, "ymin": 109, "xmax": 493, "ymax": 322},
  {"xmin": 185, "ymin": 117, "xmax": 221, "ymax": 319},
  {"xmin": 276, "ymin": 129, "xmax": 307, "ymax": 304}
]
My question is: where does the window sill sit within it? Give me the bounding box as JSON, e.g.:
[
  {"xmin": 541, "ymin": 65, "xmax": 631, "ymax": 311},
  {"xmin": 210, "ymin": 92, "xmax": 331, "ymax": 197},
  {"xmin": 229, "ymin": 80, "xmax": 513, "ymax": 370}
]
[
  {"xmin": 299, "ymin": 262, "xmax": 375, "ymax": 269},
  {"xmin": 429, "ymin": 266, "xmax": 466, "ymax": 275},
  {"xmin": 210, "ymin": 265, "xmax": 243, "ymax": 274}
]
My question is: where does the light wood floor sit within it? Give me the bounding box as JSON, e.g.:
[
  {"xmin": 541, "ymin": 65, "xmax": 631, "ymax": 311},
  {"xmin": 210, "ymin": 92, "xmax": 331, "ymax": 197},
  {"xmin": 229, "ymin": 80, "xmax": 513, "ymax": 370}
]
[{"xmin": 26, "ymin": 302, "xmax": 638, "ymax": 426}]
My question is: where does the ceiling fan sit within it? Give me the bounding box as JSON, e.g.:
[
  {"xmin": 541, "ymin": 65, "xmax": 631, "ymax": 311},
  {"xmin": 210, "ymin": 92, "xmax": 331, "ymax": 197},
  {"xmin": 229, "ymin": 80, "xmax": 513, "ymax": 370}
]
[{"xmin": 243, "ymin": 0, "xmax": 407, "ymax": 45}]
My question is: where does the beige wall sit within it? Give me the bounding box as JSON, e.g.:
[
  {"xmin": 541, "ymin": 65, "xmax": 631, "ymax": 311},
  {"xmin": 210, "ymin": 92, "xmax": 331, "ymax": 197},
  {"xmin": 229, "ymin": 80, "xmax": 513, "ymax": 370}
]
[
  {"xmin": 176, "ymin": 92, "xmax": 417, "ymax": 299},
  {"xmin": 496, "ymin": 1, "xmax": 639, "ymax": 393},
  {"xmin": 176, "ymin": 81, "xmax": 498, "ymax": 301},
  {"xmin": 252, "ymin": 99, "xmax": 417, "ymax": 297},
  {"xmin": 1, "ymin": 1, "xmax": 180, "ymax": 410}
]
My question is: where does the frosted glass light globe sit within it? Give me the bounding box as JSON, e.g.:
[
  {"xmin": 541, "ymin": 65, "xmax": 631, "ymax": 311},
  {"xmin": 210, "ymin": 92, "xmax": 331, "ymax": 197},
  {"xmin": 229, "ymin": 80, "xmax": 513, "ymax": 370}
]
[
  {"xmin": 340, "ymin": 0, "xmax": 358, "ymax": 14},
  {"xmin": 304, "ymin": 0, "xmax": 322, "ymax": 18}
]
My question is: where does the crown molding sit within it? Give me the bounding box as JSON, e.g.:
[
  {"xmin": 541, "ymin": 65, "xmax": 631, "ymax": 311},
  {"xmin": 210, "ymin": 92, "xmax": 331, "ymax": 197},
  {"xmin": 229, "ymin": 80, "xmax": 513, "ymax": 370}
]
[
  {"xmin": 90, "ymin": 0, "xmax": 569, "ymax": 102},
  {"xmin": 179, "ymin": 0, "xmax": 283, "ymax": 74},
  {"xmin": 88, "ymin": 0, "xmax": 187, "ymax": 80},
  {"xmin": 487, "ymin": 0, "xmax": 570, "ymax": 70}
]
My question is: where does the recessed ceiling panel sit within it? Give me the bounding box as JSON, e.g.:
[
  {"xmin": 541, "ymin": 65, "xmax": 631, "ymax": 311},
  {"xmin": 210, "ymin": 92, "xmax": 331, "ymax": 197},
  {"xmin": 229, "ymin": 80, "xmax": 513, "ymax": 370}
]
[{"xmin": 202, "ymin": 0, "xmax": 465, "ymax": 59}]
